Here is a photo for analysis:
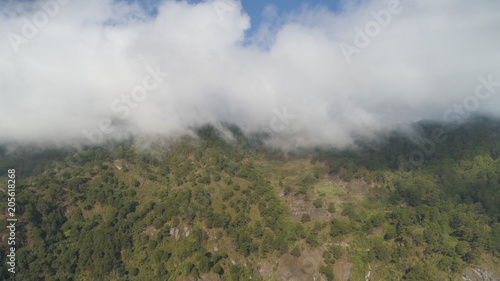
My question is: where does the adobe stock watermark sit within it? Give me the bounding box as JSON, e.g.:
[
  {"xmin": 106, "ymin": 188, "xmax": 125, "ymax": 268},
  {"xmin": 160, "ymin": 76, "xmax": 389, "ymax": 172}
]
[
  {"xmin": 82, "ymin": 65, "xmax": 169, "ymax": 144},
  {"xmin": 340, "ymin": 0, "xmax": 403, "ymax": 63},
  {"xmin": 399, "ymin": 74, "xmax": 500, "ymax": 171},
  {"xmin": 213, "ymin": 0, "xmax": 238, "ymax": 21},
  {"xmin": 7, "ymin": 0, "xmax": 70, "ymax": 53},
  {"xmin": 256, "ymin": 106, "xmax": 297, "ymax": 142},
  {"xmin": 234, "ymin": 106, "xmax": 297, "ymax": 157}
]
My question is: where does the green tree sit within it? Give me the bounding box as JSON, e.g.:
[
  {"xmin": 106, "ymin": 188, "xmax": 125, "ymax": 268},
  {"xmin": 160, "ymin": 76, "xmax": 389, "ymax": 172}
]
[
  {"xmin": 291, "ymin": 246, "xmax": 301, "ymax": 257},
  {"xmin": 330, "ymin": 218, "xmax": 351, "ymax": 237},
  {"xmin": 301, "ymin": 214, "xmax": 311, "ymax": 223},
  {"xmin": 327, "ymin": 203, "xmax": 336, "ymax": 213},
  {"xmin": 212, "ymin": 263, "xmax": 224, "ymax": 276},
  {"xmin": 313, "ymin": 198, "xmax": 323, "ymax": 208},
  {"xmin": 319, "ymin": 265, "xmax": 334, "ymax": 281},
  {"xmin": 306, "ymin": 234, "xmax": 319, "ymax": 247}
]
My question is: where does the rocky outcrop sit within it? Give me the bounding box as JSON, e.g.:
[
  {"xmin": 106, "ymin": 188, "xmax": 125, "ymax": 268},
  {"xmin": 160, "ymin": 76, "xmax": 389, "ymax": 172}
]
[
  {"xmin": 462, "ymin": 268, "xmax": 500, "ymax": 281},
  {"xmin": 169, "ymin": 226, "xmax": 191, "ymax": 240},
  {"xmin": 288, "ymin": 199, "xmax": 330, "ymax": 221}
]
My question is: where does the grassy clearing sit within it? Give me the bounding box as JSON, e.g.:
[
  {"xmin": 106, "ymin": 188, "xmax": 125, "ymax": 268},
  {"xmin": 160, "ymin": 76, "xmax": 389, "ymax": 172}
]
[{"xmin": 314, "ymin": 184, "xmax": 347, "ymax": 199}]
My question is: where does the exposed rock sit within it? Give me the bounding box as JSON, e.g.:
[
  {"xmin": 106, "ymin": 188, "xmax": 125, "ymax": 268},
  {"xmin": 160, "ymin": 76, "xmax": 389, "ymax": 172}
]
[
  {"xmin": 462, "ymin": 267, "xmax": 500, "ymax": 281},
  {"xmin": 288, "ymin": 199, "xmax": 326, "ymax": 221},
  {"xmin": 275, "ymin": 245, "xmax": 324, "ymax": 281},
  {"xmin": 365, "ymin": 264, "xmax": 371, "ymax": 281},
  {"xmin": 169, "ymin": 227, "xmax": 190, "ymax": 240},
  {"xmin": 339, "ymin": 242, "xmax": 349, "ymax": 249},
  {"xmin": 169, "ymin": 227, "xmax": 181, "ymax": 240},
  {"xmin": 333, "ymin": 255, "xmax": 352, "ymax": 281}
]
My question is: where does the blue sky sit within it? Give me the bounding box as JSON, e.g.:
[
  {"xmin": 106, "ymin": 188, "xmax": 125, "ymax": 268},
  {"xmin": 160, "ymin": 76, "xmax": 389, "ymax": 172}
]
[
  {"xmin": 236, "ymin": 0, "xmax": 342, "ymax": 28},
  {"xmin": 130, "ymin": 0, "xmax": 343, "ymax": 34}
]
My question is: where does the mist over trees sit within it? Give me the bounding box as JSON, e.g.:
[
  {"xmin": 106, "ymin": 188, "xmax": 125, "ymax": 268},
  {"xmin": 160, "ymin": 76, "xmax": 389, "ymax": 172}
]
[{"xmin": 0, "ymin": 118, "xmax": 499, "ymax": 280}]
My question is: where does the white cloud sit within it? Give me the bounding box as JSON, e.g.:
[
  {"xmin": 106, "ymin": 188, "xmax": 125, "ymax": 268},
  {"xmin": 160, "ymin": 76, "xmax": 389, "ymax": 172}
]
[{"xmin": 1, "ymin": 0, "xmax": 499, "ymax": 148}]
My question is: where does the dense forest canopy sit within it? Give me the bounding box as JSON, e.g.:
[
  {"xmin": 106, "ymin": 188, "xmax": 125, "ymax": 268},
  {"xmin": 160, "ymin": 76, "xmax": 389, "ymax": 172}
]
[{"xmin": 1, "ymin": 118, "xmax": 500, "ymax": 280}]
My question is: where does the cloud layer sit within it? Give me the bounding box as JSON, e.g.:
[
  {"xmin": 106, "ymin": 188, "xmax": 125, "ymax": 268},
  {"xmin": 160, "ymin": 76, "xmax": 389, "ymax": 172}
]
[{"xmin": 1, "ymin": 0, "xmax": 500, "ymax": 148}]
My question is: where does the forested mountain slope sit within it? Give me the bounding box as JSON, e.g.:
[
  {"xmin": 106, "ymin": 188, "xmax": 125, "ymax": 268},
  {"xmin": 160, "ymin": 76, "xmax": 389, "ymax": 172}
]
[{"xmin": 1, "ymin": 120, "xmax": 500, "ymax": 281}]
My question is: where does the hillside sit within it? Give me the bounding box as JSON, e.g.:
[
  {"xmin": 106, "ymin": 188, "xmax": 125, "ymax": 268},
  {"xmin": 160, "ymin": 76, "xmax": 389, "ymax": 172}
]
[{"xmin": 1, "ymin": 121, "xmax": 500, "ymax": 281}]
